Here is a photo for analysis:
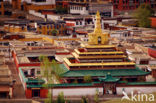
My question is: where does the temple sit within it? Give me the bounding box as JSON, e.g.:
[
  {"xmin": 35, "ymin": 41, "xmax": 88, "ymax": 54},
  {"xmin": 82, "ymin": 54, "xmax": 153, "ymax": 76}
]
[{"xmin": 62, "ymin": 11, "xmax": 149, "ymax": 94}]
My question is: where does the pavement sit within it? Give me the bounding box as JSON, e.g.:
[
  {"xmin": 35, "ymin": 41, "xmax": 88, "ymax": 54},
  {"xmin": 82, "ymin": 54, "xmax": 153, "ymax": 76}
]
[{"xmin": 6, "ymin": 59, "xmax": 26, "ymax": 99}]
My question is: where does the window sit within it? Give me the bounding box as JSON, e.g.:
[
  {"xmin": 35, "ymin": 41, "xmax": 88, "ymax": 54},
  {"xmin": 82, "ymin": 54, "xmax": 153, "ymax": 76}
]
[
  {"xmin": 39, "ymin": 25, "xmax": 41, "ymax": 29},
  {"xmin": 76, "ymin": 21, "xmax": 78, "ymax": 25},
  {"xmin": 32, "ymin": 0, "xmax": 46, "ymax": 2},
  {"xmin": 116, "ymin": 5, "xmax": 118, "ymax": 9},
  {"xmin": 37, "ymin": 71, "xmax": 40, "ymax": 74},
  {"xmin": 22, "ymin": 26, "xmax": 24, "ymax": 30},
  {"xmin": 86, "ymin": 7, "xmax": 88, "ymax": 10},
  {"xmin": 80, "ymin": 21, "xmax": 82, "ymax": 25},
  {"xmin": 32, "ymin": 89, "xmax": 40, "ymax": 97}
]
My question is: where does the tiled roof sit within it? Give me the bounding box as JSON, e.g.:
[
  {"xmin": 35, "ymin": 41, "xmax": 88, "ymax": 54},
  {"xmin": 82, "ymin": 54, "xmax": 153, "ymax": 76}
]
[
  {"xmin": 63, "ymin": 68, "xmax": 150, "ymax": 77},
  {"xmin": 99, "ymin": 73, "xmax": 120, "ymax": 82},
  {"xmin": 26, "ymin": 78, "xmax": 45, "ymax": 84},
  {"xmin": 27, "ymin": 83, "xmax": 93, "ymax": 88},
  {"xmin": 127, "ymin": 82, "xmax": 156, "ymax": 85}
]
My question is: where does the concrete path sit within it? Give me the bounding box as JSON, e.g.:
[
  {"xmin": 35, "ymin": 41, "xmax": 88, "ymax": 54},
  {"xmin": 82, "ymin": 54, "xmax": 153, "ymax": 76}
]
[{"xmin": 6, "ymin": 60, "xmax": 26, "ymax": 99}]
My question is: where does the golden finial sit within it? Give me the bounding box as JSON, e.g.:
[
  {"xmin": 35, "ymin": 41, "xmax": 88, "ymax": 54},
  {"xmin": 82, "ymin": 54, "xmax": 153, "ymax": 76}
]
[
  {"xmin": 94, "ymin": 11, "xmax": 102, "ymax": 34},
  {"xmin": 96, "ymin": 11, "xmax": 100, "ymax": 18},
  {"xmin": 88, "ymin": 11, "xmax": 109, "ymax": 45}
]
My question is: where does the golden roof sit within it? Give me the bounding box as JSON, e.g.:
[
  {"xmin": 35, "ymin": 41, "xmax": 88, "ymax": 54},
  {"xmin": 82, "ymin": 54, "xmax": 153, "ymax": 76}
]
[
  {"xmin": 81, "ymin": 44, "xmax": 116, "ymax": 48},
  {"xmin": 64, "ymin": 58, "xmax": 135, "ymax": 66},
  {"xmin": 72, "ymin": 52, "xmax": 126, "ymax": 59},
  {"xmin": 74, "ymin": 49, "xmax": 123, "ymax": 55}
]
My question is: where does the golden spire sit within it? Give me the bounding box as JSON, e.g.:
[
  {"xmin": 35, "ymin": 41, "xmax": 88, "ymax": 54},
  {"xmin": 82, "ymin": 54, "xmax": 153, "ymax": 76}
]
[
  {"xmin": 94, "ymin": 11, "xmax": 102, "ymax": 34},
  {"xmin": 88, "ymin": 11, "xmax": 109, "ymax": 45}
]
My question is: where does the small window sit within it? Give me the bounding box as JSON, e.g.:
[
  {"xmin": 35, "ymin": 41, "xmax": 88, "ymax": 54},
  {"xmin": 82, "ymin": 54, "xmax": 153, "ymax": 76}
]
[
  {"xmin": 76, "ymin": 21, "xmax": 78, "ymax": 25},
  {"xmin": 39, "ymin": 25, "xmax": 41, "ymax": 29},
  {"xmin": 80, "ymin": 21, "xmax": 82, "ymax": 25},
  {"xmin": 37, "ymin": 71, "xmax": 40, "ymax": 74}
]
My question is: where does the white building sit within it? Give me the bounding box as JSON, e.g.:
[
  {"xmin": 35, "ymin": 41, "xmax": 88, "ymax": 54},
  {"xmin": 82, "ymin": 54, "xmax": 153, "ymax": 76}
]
[
  {"xmin": 22, "ymin": 0, "xmax": 55, "ymax": 5},
  {"xmin": 69, "ymin": 3, "xmax": 88, "ymax": 15}
]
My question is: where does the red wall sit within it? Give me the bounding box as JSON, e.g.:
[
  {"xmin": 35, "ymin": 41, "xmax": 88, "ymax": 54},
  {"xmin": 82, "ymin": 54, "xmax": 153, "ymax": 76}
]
[
  {"xmin": 19, "ymin": 63, "xmax": 40, "ymax": 67},
  {"xmin": 25, "ymin": 88, "xmax": 32, "ymax": 98},
  {"xmin": 148, "ymin": 48, "xmax": 156, "ymax": 58},
  {"xmin": 150, "ymin": 17, "xmax": 156, "ymax": 28},
  {"xmin": 25, "ymin": 88, "xmax": 48, "ymax": 98},
  {"xmin": 12, "ymin": 51, "xmax": 19, "ymax": 72},
  {"xmin": 40, "ymin": 89, "xmax": 48, "ymax": 98},
  {"xmin": 66, "ymin": 23, "xmax": 75, "ymax": 26},
  {"xmin": 152, "ymin": 69, "xmax": 156, "ymax": 78}
]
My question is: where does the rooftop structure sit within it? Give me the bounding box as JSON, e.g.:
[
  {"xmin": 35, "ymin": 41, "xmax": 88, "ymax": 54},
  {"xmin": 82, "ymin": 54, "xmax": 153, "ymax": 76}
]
[{"xmin": 62, "ymin": 12, "xmax": 149, "ymax": 87}]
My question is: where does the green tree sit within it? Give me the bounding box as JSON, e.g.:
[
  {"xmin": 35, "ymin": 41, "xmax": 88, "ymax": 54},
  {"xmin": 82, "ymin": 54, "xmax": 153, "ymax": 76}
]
[
  {"xmin": 81, "ymin": 96, "xmax": 88, "ymax": 103},
  {"xmin": 45, "ymin": 92, "xmax": 53, "ymax": 103},
  {"xmin": 55, "ymin": 6, "xmax": 68, "ymax": 14},
  {"xmin": 51, "ymin": 29, "xmax": 58, "ymax": 36},
  {"xmin": 83, "ymin": 75, "xmax": 92, "ymax": 83},
  {"xmin": 39, "ymin": 55, "xmax": 65, "ymax": 103},
  {"xmin": 94, "ymin": 89, "xmax": 99, "ymax": 103},
  {"xmin": 133, "ymin": 3, "xmax": 154, "ymax": 27},
  {"xmin": 56, "ymin": 92, "xmax": 66, "ymax": 103},
  {"xmin": 133, "ymin": 3, "xmax": 154, "ymax": 28}
]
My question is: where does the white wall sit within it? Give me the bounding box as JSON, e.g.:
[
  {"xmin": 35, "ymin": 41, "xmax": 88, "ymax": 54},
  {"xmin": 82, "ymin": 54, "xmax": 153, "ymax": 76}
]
[
  {"xmin": 19, "ymin": 69, "xmax": 26, "ymax": 90},
  {"xmin": 117, "ymin": 87, "xmax": 156, "ymax": 95},
  {"xmin": 29, "ymin": 10, "xmax": 45, "ymax": 18},
  {"xmin": 22, "ymin": 0, "xmax": 55, "ymax": 5},
  {"xmin": 53, "ymin": 86, "xmax": 156, "ymax": 96},
  {"xmin": 29, "ymin": 10, "xmax": 61, "ymax": 20},
  {"xmin": 53, "ymin": 87, "xmax": 103, "ymax": 96},
  {"xmin": 47, "ymin": 15, "xmax": 60, "ymax": 20},
  {"xmin": 70, "ymin": 6, "xmax": 88, "ymax": 15},
  {"xmin": 110, "ymin": 33, "xmax": 121, "ymax": 38},
  {"xmin": 149, "ymin": 60, "xmax": 156, "ymax": 65}
]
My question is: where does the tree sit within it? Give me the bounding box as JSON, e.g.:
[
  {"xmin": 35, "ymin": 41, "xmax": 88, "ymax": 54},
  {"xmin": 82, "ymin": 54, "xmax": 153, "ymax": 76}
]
[
  {"xmin": 55, "ymin": 6, "xmax": 68, "ymax": 14},
  {"xmin": 133, "ymin": 3, "xmax": 154, "ymax": 28},
  {"xmin": 56, "ymin": 92, "xmax": 66, "ymax": 103},
  {"xmin": 39, "ymin": 55, "xmax": 65, "ymax": 103},
  {"xmin": 81, "ymin": 96, "xmax": 88, "ymax": 103},
  {"xmin": 51, "ymin": 29, "xmax": 58, "ymax": 36},
  {"xmin": 94, "ymin": 89, "xmax": 99, "ymax": 103},
  {"xmin": 83, "ymin": 75, "xmax": 92, "ymax": 83},
  {"xmin": 45, "ymin": 92, "xmax": 53, "ymax": 103}
]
